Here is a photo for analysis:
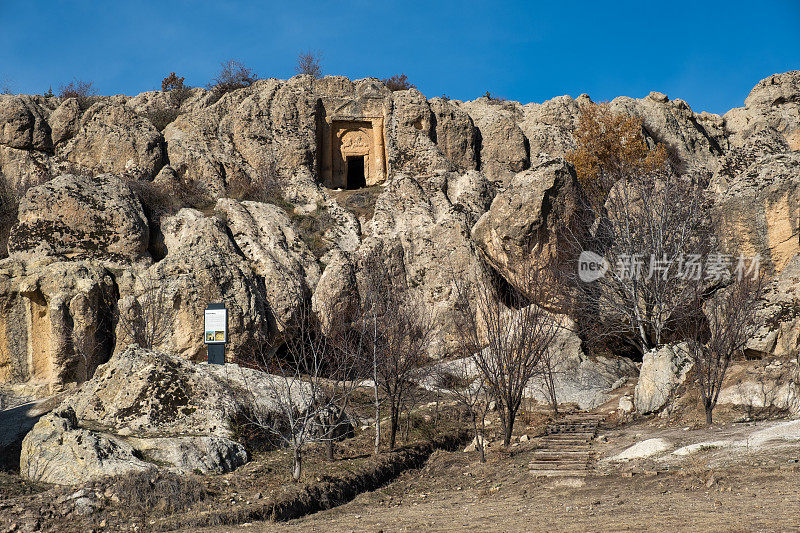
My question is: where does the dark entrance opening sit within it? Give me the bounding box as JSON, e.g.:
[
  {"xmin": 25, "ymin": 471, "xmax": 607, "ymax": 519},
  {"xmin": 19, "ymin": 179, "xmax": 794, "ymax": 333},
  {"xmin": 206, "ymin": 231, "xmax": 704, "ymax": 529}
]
[{"xmin": 346, "ymin": 156, "xmax": 366, "ymax": 189}]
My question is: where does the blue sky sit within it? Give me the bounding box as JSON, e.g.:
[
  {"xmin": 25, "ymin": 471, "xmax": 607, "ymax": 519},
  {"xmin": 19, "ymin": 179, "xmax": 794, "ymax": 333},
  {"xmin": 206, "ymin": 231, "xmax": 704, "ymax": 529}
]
[{"xmin": 1, "ymin": 0, "xmax": 798, "ymax": 114}]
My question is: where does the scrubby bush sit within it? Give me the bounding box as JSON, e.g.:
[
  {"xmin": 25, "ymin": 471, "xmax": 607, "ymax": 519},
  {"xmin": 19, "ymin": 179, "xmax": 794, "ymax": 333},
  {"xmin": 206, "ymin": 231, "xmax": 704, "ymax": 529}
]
[
  {"xmin": 161, "ymin": 72, "xmax": 192, "ymax": 108},
  {"xmin": 142, "ymin": 107, "xmax": 180, "ymax": 131},
  {"xmin": 113, "ymin": 470, "xmax": 207, "ymax": 525},
  {"xmin": 207, "ymin": 59, "xmax": 256, "ymax": 95},
  {"xmin": 58, "ymin": 79, "xmax": 96, "ymax": 109},
  {"xmin": 295, "ymin": 50, "xmax": 323, "ymax": 78},
  {"xmin": 382, "ymin": 74, "xmax": 416, "ymax": 91}
]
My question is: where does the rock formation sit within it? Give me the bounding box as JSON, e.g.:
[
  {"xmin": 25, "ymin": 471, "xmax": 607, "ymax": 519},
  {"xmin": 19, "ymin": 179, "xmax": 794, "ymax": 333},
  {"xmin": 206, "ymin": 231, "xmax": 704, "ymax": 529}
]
[
  {"xmin": 20, "ymin": 345, "xmax": 311, "ymax": 484},
  {"xmin": 0, "ymin": 69, "xmax": 797, "ymax": 418}
]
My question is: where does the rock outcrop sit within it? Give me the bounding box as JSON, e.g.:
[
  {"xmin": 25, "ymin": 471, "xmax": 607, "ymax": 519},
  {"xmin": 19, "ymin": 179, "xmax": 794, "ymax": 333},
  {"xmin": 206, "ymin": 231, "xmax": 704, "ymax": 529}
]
[
  {"xmin": 215, "ymin": 198, "xmax": 320, "ymax": 333},
  {"xmin": 0, "ymin": 258, "xmax": 115, "ymax": 395},
  {"xmin": 471, "ymin": 158, "xmax": 587, "ymax": 284},
  {"xmin": 8, "ymin": 173, "xmax": 149, "ymax": 262},
  {"xmin": 116, "ymin": 208, "xmax": 269, "ymax": 360},
  {"xmin": 725, "ymin": 70, "xmax": 800, "ymax": 148},
  {"xmin": 56, "ymin": 102, "xmax": 165, "ymax": 179},
  {"xmin": 712, "ymin": 152, "xmax": 800, "ymax": 275},
  {"xmin": 20, "ymin": 346, "xmax": 312, "ymax": 484}
]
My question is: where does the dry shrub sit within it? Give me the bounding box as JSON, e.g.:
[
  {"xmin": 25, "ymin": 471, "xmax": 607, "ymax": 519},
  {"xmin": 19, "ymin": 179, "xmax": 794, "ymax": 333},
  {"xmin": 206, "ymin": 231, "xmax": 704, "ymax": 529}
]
[
  {"xmin": 143, "ymin": 107, "xmax": 180, "ymax": 131},
  {"xmin": 296, "ymin": 50, "xmax": 323, "ymax": 78},
  {"xmin": 566, "ymin": 101, "xmax": 668, "ymax": 210},
  {"xmin": 114, "ymin": 470, "xmax": 207, "ymax": 521},
  {"xmin": 58, "ymin": 79, "xmax": 96, "ymax": 110},
  {"xmin": 208, "ymin": 59, "xmax": 256, "ymax": 95},
  {"xmin": 382, "ymin": 74, "xmax": 416, "ymax": 91},
  {"xmin": 161, "ymin": 72, "xmax": 192, "ymax": 108}
]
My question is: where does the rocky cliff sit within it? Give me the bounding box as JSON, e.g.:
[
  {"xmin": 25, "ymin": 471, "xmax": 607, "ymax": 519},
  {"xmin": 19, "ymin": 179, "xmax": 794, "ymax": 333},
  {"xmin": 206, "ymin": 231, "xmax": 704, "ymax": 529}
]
[{"xmin": 0, "ymin": 70, "xmax": 798, "ymax": 396}]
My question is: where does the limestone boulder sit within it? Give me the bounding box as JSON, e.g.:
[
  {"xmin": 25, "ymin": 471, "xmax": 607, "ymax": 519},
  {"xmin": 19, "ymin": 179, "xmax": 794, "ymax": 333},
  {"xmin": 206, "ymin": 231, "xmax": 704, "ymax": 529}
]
[
  {"xmin": 63, "ymin": 346, "xmax": 311, "ymax": 438},
  {"xmin": 725, "ymin": 71, "xmax": 800, "ymax": 149},
  {"xmin": 20, "ymin": 406, "xmax": 153, "ymax": 484},
  {"xmin": 711, "ymin": 152, "xmax": 800, "ymax": 275},
  {"xmin": 634, "ymin": 343, "xmax": 692, "ymax": 414},
  {"xmin": 8, "ymin": 173, "xmax": 149, "ymax": 262},
  {"xmin": 442, "ymin": 169, "xmax": 495, "ymax": 227},
  {"xmin": 56, "ymin": 102, "xmax": 165, "ymax": 179},
  {"xmin": 115, "ymin": 208, "xmax": 269, "ymax": 360},
  {"xmin": 716, "ymin": 359, "xmax": 800, "ymax": 415},
  {"xmin": 311, "ymin": 248, "xmax": 357, "ymax": 333},
  {"xmin": 458, "ymin": 98, "xmax": 529, "ymax": 181},
  {"xmin": 48, "ymin": 97, "xmax": 81, "ymax": 145},
  {"xmin": 0, "ymin": 95, "xmax": 52, "ymax": 151},
  {"xmin": 471, "ymin": 158, "xmax": 587, "ymax": 284},
  {"xmin": 0, "ymin": 258, "xmax": 116, "ymax": 396},
  {"xmin": 18, "ymin": 346, "xmax": 320, "ymax": 483},
  {"xmin": 215, "ymin": 198, "xmax": 321, "ymax": 332}
]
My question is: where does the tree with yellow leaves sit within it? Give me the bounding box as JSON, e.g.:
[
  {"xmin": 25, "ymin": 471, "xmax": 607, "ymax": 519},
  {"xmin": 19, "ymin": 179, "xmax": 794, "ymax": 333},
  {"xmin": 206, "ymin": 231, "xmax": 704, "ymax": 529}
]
[{"xmin": 566, "ymin": 102, "xmax": 667, "ymax": 210}]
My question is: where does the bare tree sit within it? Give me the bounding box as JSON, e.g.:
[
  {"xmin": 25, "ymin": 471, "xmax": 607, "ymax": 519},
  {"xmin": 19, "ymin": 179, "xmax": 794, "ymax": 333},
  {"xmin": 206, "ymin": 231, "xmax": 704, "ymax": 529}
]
[
  {"xmin": 537, "ymin": 339, "xmax": 562, "ymax": 416},
  {"xmin": 566, "ymin": 167, "xmax": 708, "ymax": 358},
  {"xmin": 295, "ymin": 50, "xmax": 323, "ymax": 78},
  {"xmin": 682, "ymin": 272, "xmax": 764, "ymax": 425},
  {"xmin": 454, "ymin": 264, "xmax": 558, "ymax": 446},
  {"xmin": 236, "ymin": 304, "xmax": 359, "ymax": 481},
  {"xmin": 434, "ymin": 357, "xmax": 489, "ymax": 462},
  {"xmin": 115, "ymin": 269, "xmax": 175, "ymax": 351},
  {"xmin": 357, "ymin": 251, "xmax": 434, "ymax": 451}
]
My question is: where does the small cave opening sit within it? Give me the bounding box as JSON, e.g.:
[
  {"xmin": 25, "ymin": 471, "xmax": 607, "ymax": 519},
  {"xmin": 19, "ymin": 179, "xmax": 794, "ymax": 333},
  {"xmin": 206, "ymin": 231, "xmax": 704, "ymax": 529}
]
[{"xmin": 346, "ymin": 156, "xmax": 366, "ymax": 190}]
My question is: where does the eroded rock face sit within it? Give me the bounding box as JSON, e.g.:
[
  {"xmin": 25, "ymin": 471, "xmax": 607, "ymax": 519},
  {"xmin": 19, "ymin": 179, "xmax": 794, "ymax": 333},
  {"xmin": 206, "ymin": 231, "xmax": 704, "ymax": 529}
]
[
  {"xmin": 458, "ymin": 98, "xmax": 530, "ymax": 181},
  {"xmin": 116, "ymin": 208, "xmax": 269, "ymax": 360},
  {"xmin": 8, "ymin": 173, "xmax": 149, "ymax": 262},
  {"xmin": 712, "ymin": 152, "xmax": 800, "ymax": 275},
  {"xmin": 471, "ymin": 158, "xmax": 587, "ymax": 284},
  {"xmin": 20, "ymin": 406, "xmax": 152, "ymax": 484},
  {"xmin": 0, "ymin": 258, "xmax": 115, "ymax": 395},
  {"xmin": 0, "ymin": 95, "xmax": 52, "ymax": 152},
  {"xmin": 353, "ymin": 171, "xmax": 495, "ymax": 356},
  {"xmin": 747, "ymin": 254, "xmax": 800, "ymax": 358},
  {"xmin": 725, "ymin": 71, "xmax": 800, "ymax": 148},
  {"xmin": 634, "ymin": 343, "xmax": 692, "ymax": 414},
  {"xmin": 164, "ymin": 79, "xmax": 317, "ymax": 196},
  {"xmin": 428, "ymin": 97, "xmax": 479, "ymax": 173},
  {"xmin": 56, "ymin": 102, "xmax": 165, "ymax": 179},
  {"xmin": 215, "ymin": 198, "xmax": 321, "ymax": 333}
]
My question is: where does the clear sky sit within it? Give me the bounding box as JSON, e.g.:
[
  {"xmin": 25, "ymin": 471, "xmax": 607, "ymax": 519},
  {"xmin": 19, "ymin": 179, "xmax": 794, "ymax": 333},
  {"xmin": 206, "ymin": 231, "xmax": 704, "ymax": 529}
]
[{"xmin": 1, "ymin": 0, "xmax": 798, "ymax": 114}]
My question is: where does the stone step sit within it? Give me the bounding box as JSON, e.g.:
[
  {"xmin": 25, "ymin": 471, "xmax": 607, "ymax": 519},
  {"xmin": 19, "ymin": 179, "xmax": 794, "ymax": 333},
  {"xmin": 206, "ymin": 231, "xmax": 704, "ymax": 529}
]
[
  {"xmin": 529, "ymin": 469, "xmax": 589, "ymax": 477},
  {"xmin": 529, "ymin": 461, "xmax": 590, "ymax": 468}
]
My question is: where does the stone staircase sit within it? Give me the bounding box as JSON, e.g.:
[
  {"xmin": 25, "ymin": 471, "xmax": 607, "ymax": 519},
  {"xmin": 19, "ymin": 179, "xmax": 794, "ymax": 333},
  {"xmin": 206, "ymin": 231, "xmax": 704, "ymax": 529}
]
[{"xmin": 528, "ymin": 413, "xmax": 605, "ymax": 477}]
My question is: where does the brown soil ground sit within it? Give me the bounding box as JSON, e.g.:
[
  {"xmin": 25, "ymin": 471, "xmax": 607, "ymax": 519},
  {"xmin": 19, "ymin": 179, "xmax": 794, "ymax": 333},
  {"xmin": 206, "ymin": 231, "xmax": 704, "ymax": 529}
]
[{"xmin": 191, "ymin": 416, "xmax": 800, "ymax": 533}]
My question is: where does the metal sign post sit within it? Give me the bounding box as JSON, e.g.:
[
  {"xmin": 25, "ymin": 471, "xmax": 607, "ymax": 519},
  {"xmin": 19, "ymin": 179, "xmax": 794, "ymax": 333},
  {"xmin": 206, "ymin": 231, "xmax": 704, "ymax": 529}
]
[{"xmin": 204, "ymin": 303, "xmax": 227, "ymax": 364}]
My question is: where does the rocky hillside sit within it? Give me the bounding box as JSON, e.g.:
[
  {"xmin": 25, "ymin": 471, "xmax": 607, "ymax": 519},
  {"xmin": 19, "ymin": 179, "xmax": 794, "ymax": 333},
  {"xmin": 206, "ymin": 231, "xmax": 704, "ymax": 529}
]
[{"xmin": 0, "ymin": 70, "xmax": 798, "ymax": 397}]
